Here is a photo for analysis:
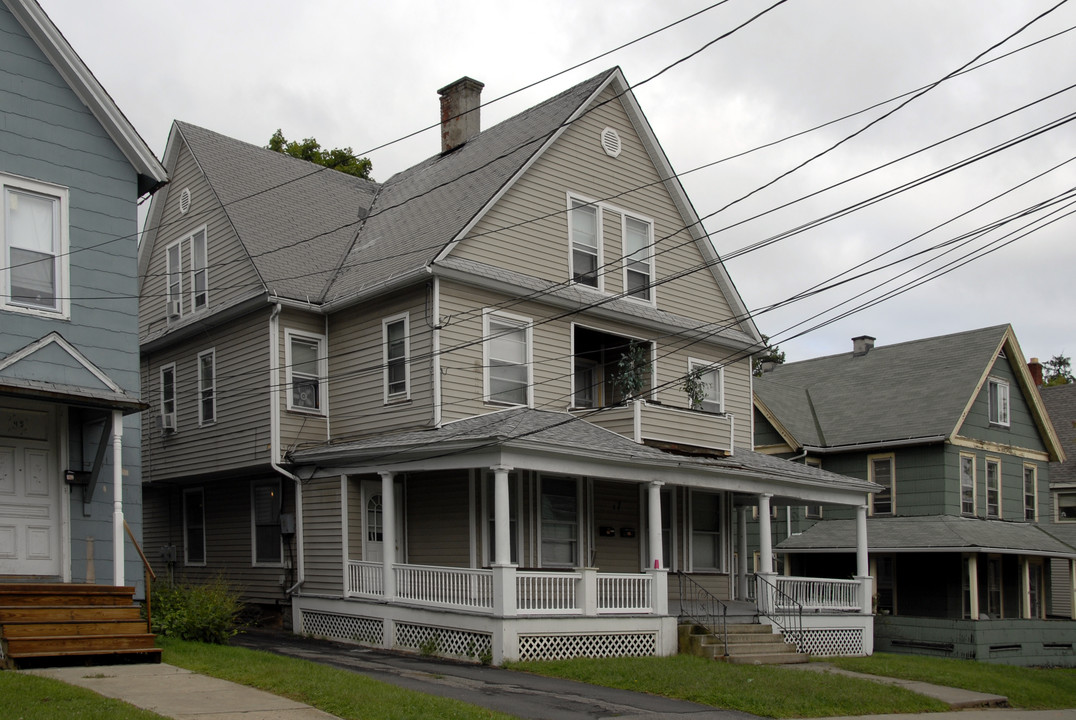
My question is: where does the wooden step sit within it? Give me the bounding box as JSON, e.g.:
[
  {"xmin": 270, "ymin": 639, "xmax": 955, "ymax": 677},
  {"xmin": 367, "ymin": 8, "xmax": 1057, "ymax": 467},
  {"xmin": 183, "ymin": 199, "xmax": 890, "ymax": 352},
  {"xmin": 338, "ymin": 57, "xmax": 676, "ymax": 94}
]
[
  {"xmin": 0, "ymin": 584, "xmax": 138, "ymax": 607},
  {"xmin": 0, "ymin": 605, "xmax": 142, "ymax": 623},
  {"xmin": 5, "ymin": 632, "xmax": 157, "ymax": 655},
  {"xmin": 2, "ymin": 620, "xmax": 148, "ymax": 637}
]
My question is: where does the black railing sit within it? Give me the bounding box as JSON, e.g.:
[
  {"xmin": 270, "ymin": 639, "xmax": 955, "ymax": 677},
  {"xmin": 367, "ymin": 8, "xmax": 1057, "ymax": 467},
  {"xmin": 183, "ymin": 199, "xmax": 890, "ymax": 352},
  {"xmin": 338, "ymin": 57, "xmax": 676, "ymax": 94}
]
[
  {"xmin": 676, "ymin": 571, "xmax": 729, "ymax": 657},
  {"xmin": 754, "ymin": 573, "xmax": 804, "ymax": 652}
]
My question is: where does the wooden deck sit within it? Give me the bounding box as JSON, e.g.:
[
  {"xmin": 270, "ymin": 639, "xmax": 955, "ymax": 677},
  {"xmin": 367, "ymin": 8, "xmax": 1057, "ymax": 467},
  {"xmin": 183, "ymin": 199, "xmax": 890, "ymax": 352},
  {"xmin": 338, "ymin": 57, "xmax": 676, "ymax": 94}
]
[{"xmin": 0, "ymin": 583, "xmax": 160, "ymax": 668}]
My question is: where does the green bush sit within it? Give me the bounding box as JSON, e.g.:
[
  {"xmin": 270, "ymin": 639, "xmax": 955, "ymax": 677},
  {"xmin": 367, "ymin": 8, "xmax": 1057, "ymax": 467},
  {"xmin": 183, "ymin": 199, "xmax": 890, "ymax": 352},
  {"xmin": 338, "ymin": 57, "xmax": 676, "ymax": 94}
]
[{"xmin": 150, "ymin": 577, "xmax": 241, "ymax": 644}]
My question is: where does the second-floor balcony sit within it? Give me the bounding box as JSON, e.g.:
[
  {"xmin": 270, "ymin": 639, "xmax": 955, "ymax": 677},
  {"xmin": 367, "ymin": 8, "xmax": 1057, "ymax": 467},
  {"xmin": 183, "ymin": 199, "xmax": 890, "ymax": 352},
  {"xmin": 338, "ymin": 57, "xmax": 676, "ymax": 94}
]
[{"xmin": 572, "ymin": 400, "xmax": 734, "ymax": 456}]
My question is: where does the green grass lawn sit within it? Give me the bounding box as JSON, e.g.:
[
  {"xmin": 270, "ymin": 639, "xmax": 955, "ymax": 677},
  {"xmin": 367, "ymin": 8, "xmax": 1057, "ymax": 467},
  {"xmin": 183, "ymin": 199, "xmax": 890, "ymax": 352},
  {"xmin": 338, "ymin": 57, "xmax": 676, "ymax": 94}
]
[
  {"xmin": 510, "ymin": 654, "xmax": 948, "ymax": 718},
  {"xmin": 830, "ymin": 652, "xmax": 1076, "ymax": 709},
  {"xmin": 0, "ymin": 671, "xmax": 170, "ymax": 720},
  {"xmin": 160, "ymin": 637, "xmax": 514, "ymax": 720}
]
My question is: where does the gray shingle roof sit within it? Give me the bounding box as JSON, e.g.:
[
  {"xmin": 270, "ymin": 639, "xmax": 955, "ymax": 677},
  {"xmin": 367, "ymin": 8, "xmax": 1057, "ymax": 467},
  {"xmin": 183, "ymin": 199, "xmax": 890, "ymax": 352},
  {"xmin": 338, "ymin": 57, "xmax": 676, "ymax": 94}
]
[
  {"xmin": 1042, "ymin": 383, "xmax": 1076, "ymax": 486},
  {"xmin": 755, "ymin": 325, "xmax": 1011, "ymax": 448},
  {"xmin": 778, "ymin": 515, "xmax": 1076, "ymax": 557}
]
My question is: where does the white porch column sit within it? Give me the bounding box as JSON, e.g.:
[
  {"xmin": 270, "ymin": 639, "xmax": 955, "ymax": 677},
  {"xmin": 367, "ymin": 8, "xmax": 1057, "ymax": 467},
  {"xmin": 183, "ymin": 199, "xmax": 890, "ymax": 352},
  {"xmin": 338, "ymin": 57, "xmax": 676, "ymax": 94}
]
[
  {"xmin": 968, "ymin": 554, "xmax": 980, "ymax": 620},
  {"xmin": 380, "ymin": 471, "xmax": 396, "ymax": 601},
  {"xmin": 647, "ymin": 481, "xmax": 663, "ymax": 569},
  {"xmin": 758, "ymin": 494, "xmax": 773, "ymax": 574},
  {"xmin": 737, "ymin": 505, "xmax": 749, "ymax": 600},
  {"xmin": 492, "ymin": 465, "xmax": 513, "ymax": 567},
  {"xmin": 111, "ymin": 410, "xmax": 124, "ymax": 587},
  {"xmin": 1020, "ymin": 557, "xmax": 1031, "ymax": 619},
  {"xmin": 854, "ymin": 504, "xmax": 871, "ymax": 614}
]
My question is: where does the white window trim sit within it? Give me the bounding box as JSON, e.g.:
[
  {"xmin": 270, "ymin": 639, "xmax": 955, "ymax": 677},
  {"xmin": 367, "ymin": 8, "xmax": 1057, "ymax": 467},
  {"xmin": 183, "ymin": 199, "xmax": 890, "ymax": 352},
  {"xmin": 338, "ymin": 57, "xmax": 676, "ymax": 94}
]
[
  {"xmin": 537, "ymin": 474, "xmax": 581, "ymax": 569},
  {"xmin": 621, "ymin": 210, "xmax": 657, "ymax": 306},
  {"xmin": 165, "ymin": 240, "xmax": 183, "ymax": 318},
  {"xmin": 567, "ymin": 193, "xmax": 603, "ymax": 292},
  {"xmin": 382, "ymin": 312, "xmax": 410, "ymax": 404},
  {"xmin": 183, "ymin": 487, "xmax": 206, "ymax": 566},
  {"xmin": 160, "ymin": 363, "xmax": 177, "ymax": 432},
  {"xmin": 0, "ymin": 172, "xmax": 70, "ymax": 318},
  {"xmin": 251, "ymin": 478, "xmax": 283, "ymax": 567},
  {"xmin": 189, "ymin": 226, "xmax": 209, "ymax": 312},
  {"xmin": 1023, "ymin": 463, "xmax": 1037, "ymax": 522},
  {"xmin": 987, "ymin": 377, "xmax": 1010, "ymax": 427},
  {"xmin": 868, "ymin": 453, "xmax": 895, "ymax": 516},
  {"xmin": 985, "ymin": 457, "xmax": 1002, "ymax": 519},
  {"xmin": 197, "ymin": 348, "xmax": 216, "ymax": 426},
  {"xmin": 960, "ymin": 452, "xmax": 977, "ymax": 516},
  {"xmin": 689, "ymin": 490, "xmax": 724, "ymax": 573},
  {"xmin": 687, "ymin": 357, "xmax": 724, "ymax": 413},
  {"xmin": 482, "ymin": 309, "xmax": 533, "ymax": 407},
  {"xmin": 284, "ymin": 329, "xmax": 327, "ymax": 415}
]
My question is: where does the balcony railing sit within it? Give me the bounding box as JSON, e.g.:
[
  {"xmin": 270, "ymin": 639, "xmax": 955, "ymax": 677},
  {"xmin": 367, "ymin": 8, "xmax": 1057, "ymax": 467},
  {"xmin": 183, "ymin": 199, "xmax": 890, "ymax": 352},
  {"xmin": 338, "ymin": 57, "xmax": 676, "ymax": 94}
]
[{"xmin": 571, "ymin": 400, "xmax": 733, "ymax": 455}]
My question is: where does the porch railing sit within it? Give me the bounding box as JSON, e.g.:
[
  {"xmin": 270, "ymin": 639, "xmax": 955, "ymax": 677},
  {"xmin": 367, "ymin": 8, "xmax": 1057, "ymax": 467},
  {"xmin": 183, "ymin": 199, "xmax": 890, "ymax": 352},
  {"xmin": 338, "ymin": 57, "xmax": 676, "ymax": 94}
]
[
  {"xmin": 517, "ymin": 571, "xmax": 578, "ymax": 614},
  {"xmin": 755, "ymin": 573, "xmax": 804, "ymax": 651},
  {"xmin": 396, "ymin": 564, "xmax": 493, "ymax": 611},
  {"xmin": 775, "ymin": 575, "xmax": 860, "ymax": 612},
  {"xmin": 348, "ymin": 560, "xmax": 384, "ymax": 597},
  {"xmin": 597, "ymin": 573, "xmax": 652, "ymax": 614},
  {"xmin": 677, "ymin": 571, "xmax": 729, "ymax": 657}
]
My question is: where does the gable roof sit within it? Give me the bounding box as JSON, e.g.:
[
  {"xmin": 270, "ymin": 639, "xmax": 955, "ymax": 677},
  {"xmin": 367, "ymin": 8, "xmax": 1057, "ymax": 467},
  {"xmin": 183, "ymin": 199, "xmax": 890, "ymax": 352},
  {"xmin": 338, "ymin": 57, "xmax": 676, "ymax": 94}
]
[
  {"xmin": 754, "ymin": 324, "xmax": 1064, "ymax": 459},
  {"xmin": 1042, "ymin": 382, "xmax": 1076, "ymax": 486},
  {"xmin": 3, "ymin": 0, "xmax": 166, "ymax": 195}
]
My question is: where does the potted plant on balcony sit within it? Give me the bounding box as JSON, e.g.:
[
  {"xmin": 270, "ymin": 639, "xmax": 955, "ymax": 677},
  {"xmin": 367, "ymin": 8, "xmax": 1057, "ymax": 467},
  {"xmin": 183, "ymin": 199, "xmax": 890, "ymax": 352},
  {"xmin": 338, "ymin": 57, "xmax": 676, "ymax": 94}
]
[
  {"xmin": 612, "ymin": 341, "xmax": 649, "ymax": 403},
  {"xmin": 682, "ymin": 367, "xmax": 706, "ymax": 410}
]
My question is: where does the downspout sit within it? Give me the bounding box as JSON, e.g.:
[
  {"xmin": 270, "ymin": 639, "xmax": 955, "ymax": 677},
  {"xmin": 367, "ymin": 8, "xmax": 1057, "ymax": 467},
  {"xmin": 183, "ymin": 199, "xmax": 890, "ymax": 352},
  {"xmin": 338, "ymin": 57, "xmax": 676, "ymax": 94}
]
[{"xmin": 269, "ymin": 302, "xmax": 305, "ymax": 595}]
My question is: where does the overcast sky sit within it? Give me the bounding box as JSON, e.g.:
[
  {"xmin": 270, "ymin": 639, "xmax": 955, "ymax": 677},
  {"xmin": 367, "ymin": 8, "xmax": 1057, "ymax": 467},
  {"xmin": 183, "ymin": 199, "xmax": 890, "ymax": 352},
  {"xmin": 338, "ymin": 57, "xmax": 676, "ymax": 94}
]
[{"xmin": 38, "ymin": 0, "xmax": 1076, "ymax": 368}]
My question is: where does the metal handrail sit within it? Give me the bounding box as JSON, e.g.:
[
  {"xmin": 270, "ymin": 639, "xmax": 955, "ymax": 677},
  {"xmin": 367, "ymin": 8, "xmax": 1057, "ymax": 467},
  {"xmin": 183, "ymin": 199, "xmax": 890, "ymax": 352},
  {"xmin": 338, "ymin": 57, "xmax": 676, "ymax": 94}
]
[
  {"xmin": 754, "ymin": 573, "xmax": 804, "ymax": 652},
  {"xmin": 676, "ymin": 571, "xmax": 729, "ymax": 657},
  {"xmin": 124, "ymin": 519, "xmax": 157, "ymax": 633}
]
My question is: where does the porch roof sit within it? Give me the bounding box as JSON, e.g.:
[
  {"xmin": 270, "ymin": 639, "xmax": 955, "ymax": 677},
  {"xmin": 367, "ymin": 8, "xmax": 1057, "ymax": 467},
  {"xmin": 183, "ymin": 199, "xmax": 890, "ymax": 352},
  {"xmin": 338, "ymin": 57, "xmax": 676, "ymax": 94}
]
[
  {"xmin": 777, "ymin": 515, "xmax": 1076, "ymax": 558},
  {"xmin": 289, "ymin": 407, "xmax": 877, "ymax": 504}
]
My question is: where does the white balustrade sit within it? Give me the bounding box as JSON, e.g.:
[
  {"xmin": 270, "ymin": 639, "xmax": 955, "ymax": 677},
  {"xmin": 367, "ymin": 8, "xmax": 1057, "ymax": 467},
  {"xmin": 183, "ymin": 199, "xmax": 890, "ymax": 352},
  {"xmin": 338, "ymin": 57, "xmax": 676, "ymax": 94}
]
[
  {"xmin": 516, "ymin": 571, "xmax": 579, "ymax": 614},
  {"xmin": 597, "ymin": 573, "xmax": 653, "ymax": 614},
  {"xmin": 347, "ymin": 560, "xmax": 384, "ymax": 597},
  {"xmin": 775, "ymin": 575, "xmax": 861, "ymax": 611},
  {"xmin": 393, "ymin": 564, "xmax": 494, "ymax": 611}
]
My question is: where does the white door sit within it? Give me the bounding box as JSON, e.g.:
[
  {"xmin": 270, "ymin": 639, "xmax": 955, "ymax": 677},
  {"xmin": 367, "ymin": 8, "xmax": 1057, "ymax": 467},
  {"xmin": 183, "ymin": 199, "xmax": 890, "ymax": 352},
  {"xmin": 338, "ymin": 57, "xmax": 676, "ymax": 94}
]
[
  {"xmin": 0, "ymin": 434, "xmax": 60, "ymax": 577},
  {"xmin": 361, "ymin": 479, "xmax": 403, "ymax": 563}
]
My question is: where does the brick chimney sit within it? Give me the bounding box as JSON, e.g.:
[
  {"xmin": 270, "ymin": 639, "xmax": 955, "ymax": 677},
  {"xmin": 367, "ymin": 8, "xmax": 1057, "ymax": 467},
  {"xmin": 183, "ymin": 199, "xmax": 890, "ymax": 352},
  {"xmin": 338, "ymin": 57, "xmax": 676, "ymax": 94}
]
[
  {"xmin": 438, "ymin": 77, "xmax": 484, "ymax": 153},
  {"xmin": 852, "ymin": 335, "xmax": 875, "ymax": 356},
  {"xmin": 1028, "ymin": 357, "xmax": 1043, "ymax": 386}
]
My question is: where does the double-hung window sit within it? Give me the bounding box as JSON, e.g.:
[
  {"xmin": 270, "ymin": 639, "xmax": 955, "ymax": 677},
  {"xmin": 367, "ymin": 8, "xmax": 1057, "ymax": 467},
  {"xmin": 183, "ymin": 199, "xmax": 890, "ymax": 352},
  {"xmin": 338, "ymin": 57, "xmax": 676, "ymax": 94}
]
[
  {"xmin": 1, "ymin": 174, "xmax": 68, "ymax": 316},
  {"xmin": 190, "ymin": 229, "xmax": 208, "ymax": 311},
  {"xmin": 198, "ymin": 349, "xmax": 216, "ymax": 425},
  {"xmin": 960, "ymin": 454, "xmax": 976, "ymax": 515},
  {"xmin": 484, "ymin": 311, "xmax": 531, "ymax": 406},
  {"xmin": 691, "ymin": 491, "xmax": 722, "ymax": 572},
  {"xmin": 165, "ymin": 226, "xmax": 209, "ymax": 319},
  {"xmin": 166, "ymin": 243, "xmax": 182, "ymax": 317},
  {"xmin": 568, "ymin": 196, "xmax": 601, "ymax": 288},
  {"xmin": 623, "ymin": 214, "xmax": 654, "ymax": 302},
  {"xmin": 987, "ymin": 377, "xmax": 1010, "ymax": 426},
  {"xmin": 540, "ymin": 476, "xmax": 579, "ymax": 567},
  {"xmin": 869, "ymin": 454, "xmax": 894, "ymax": 516},
  {"xmin": 160, "ymin": 364, "xmax": 177, "ymax": 432},
  {"xmin": 986, "ymin": 458, "xmax": 1001, "ymax": 518},
  {"xmin": 383, "ymin": 314, "xmax": 409, "ymax": 402},
  {"xmin": 286, "ymin": 331, "xmax": 326, "ymax": 414},
  {"xmin": 687, "ymin": 359, "xmax": 723, "ymax": 413},
  {"xmin": 1023, "ymin": 464, "xmax": 1037, "ymax": 521},
  {"xmin": 183, "ymin": 488, "xmax": 206, "ymax": 565},
  {"xmin": 252, "ymin": 478, "xmax": 282, "ymax": 565}
]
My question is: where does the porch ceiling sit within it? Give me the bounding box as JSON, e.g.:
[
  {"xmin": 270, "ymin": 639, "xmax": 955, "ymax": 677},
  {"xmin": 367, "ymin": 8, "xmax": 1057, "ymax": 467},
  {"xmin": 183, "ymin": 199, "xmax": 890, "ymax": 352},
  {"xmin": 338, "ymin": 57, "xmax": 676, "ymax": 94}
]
[
  {"xmin": 288, "ymin": 407, "xmax": 876, "ymax": 504},
  {"xmin": 778, "ymin": 515, "xmax": 1076, "ymax": 558}
]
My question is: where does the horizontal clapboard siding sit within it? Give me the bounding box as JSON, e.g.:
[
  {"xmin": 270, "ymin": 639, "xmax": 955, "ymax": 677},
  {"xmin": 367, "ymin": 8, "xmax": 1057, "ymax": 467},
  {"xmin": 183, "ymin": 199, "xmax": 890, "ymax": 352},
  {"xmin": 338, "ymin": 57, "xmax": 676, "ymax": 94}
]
[
  {"xmin": 300, "ymin": 475, "xmax": 344, "ymax": 596},
  {"xmin": 405, "ymin": 472, "xmax": 472, "ymax": 568}
]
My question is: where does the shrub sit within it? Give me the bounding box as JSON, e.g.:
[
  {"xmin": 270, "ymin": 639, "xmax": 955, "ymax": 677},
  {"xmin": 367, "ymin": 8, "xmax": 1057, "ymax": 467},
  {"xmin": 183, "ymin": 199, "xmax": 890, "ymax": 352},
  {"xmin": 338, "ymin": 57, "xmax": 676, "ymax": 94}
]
[{"xmin": 151, "ymin": 577, "xmax": 241, "ymax": 644}]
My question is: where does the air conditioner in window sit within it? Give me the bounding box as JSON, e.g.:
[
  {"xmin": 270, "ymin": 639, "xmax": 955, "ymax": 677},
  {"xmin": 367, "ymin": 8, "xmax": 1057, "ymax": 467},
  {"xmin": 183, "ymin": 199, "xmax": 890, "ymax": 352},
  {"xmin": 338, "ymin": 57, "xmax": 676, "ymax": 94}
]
[
  {"xmin": 159, "ymin": 414, "xmax": 176, "ymax": 432},
  {"xmin": 167, "ymin": 300, "xmax": 181, "ymax": 318}
]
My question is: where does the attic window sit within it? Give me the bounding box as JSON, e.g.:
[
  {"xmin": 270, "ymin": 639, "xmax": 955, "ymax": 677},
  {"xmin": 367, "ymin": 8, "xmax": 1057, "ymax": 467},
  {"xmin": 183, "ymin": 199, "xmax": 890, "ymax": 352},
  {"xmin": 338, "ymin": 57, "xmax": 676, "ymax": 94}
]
[
  {"xmin": 600, "ymin": 127, "xmax": 621, "ymax": 158},
  {"xmin": 179, "ymin": 188, "xmax": 192, "ymax": 215}
]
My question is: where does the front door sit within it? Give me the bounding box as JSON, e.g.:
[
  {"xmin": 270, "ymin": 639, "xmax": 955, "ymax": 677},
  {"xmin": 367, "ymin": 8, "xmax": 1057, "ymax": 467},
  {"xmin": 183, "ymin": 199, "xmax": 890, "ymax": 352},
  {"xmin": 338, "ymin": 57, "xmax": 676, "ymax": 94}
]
[
  {"xmin": 0, "ymin": 407, "xmax": 60, "ymax": 577},
  {"xmin": 362, "ymin": 479, "xmax": 403, "ymax": 563}
]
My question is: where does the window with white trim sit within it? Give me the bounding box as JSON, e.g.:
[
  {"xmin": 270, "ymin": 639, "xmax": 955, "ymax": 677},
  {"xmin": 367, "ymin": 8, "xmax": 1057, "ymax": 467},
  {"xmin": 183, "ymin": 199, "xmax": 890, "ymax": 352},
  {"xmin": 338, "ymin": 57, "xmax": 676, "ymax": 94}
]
[
  {"xmin": 623, "ymin": 214, "xmax": 654, "ymax": 302},
  {"xmin": 252, "ymin": 478, "xmax": 282, "ymax": 565},
  {"xmin": 285, "ymin": 331, "xmax": 325, "ymax": 413},
  {"xmin": 383, "ymin": 314, "xmax": 409, "ymax": 402},
  {"xmin": 160, "ymin": 364, "xmax": 177, "ymax": 432},
  {"xmin": 687, "ymin": 359, "xmax": 723, "ymax": 413},
  {"xmin": 960, "ymin": 454, "xmax": 976, "ymax": 515},
  {"xmin": 986, "ymin": 458, "xmax": 1001, "ymax": 518},
  {"xmin": 198, "ymin": 349, "xmax": 216, "ymax": 425},
  {"xmin": 484, "ymin": 311, "xmax": 531, "ymax": 406},
  {"xmin": 165, "ymin": 226, "xmax": 209, "ymax": 319},
  {"xmin": 183, "ymin": 488, "xmax": 206, "ymax": 565},
  {"xmin": 568, "ymin": 196, "xmax": 601, "ymax": 288},
  {"xmin": 1023, "ymin": 464, "xmax": 1037, "ymax": 521},
  {"xmin": 691, "ymin": 491, "xmax": 722, "ymax": 572},
  {"xmin": 166, "ymin": 242, "xmax": 182, "ymax": 317},
  {"xmin": 869, "ymin": 454, "xmax": 894, "ymax": 516},
  {"xmin": 540, "ymin": 476, "xmax": 579, "ymax": 567},
  {"xmin": 1, "ymin": 173, "xmax": 69, "ymax": 316},
  {"xmin": 987, "ymin": 377, "xmax": 1010, "ymax": 426},
  {"xmin": 190, "ymin": 228, "xmax": 208, "ymax": 311},
  {"xmin": 1057, "ymin": 491, "xmax": 1076, "ymax": 522}
]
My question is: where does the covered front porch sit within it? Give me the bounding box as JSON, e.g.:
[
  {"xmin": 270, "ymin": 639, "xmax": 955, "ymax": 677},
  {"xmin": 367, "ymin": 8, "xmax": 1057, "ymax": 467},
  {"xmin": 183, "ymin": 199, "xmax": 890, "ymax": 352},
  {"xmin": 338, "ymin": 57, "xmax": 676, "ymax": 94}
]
[{"xmin": 288, "ymin": 408, "xmax": 876, "ymax": 663}]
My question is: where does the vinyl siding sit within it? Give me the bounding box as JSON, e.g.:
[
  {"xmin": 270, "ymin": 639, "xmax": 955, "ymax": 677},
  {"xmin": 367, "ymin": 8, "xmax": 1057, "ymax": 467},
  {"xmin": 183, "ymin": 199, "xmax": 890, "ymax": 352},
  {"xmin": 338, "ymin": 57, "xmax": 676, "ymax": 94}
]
[
  {"xmin": 327, "ymin": 288, "xmax": 434, "ymax": 440},
  {"xmin": 139, "ymin": 140, "xmax": 263, "ymax": 340},
  {"xmin": 142, "ymin": 310, "xmax": 272, "ymax": 482},
  {"xmin": 405, "ymin": 472, "xmax": 472, "ymax": 567},
  {"xmin": 300, "ymin": 475, "xmax": 344, "ymax": 596},
  {"xmin": 592, "ymin": 480, "xmax": 641, "ymax": 572},
  {"xmin": 450, "ymin": 85, "xmax": 736, "ymax": 328}
]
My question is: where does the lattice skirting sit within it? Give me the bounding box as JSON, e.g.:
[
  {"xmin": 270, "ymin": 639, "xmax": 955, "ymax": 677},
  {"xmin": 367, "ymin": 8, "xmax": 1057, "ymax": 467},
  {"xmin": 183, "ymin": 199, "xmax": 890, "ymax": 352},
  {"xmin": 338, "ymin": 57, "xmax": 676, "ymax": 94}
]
[
  {"xmin": 395, "ymin": 622, "xmax": 493, "ymax": 661},
  {"xmin": 518, "ymin": 632, "xmax": 657, "ymax": 662},
  {"xmin": 786, "ymin": 627, "xmax": 865, "ymax": 656},
  {"xmin": 300, "ymin": 610, "xmax": 384, "ymax": 646}
]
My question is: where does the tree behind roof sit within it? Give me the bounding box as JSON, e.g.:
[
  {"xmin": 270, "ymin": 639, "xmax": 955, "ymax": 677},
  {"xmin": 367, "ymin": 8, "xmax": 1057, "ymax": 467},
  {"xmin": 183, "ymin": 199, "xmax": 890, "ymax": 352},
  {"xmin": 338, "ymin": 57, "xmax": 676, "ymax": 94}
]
[{"xmin": 267, "ymin": 129, "xmax": 372, "ymax": 180}]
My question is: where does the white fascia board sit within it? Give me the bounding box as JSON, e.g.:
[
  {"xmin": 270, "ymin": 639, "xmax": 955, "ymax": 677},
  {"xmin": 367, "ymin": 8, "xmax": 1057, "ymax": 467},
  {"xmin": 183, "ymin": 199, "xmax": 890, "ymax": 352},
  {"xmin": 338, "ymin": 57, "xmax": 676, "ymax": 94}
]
[{"xmin": 138, "ymin": 123, "xmax": 185, "ymax": 289}]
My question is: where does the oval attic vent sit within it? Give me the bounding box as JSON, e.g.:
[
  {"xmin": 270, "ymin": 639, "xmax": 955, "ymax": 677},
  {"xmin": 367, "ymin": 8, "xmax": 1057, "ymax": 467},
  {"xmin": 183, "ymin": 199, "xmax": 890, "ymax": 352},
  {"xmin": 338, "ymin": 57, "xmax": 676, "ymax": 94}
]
[
  {"xmin": 600, "ymin": 127, "xmax": 621, "ymax": 158},
  {"xmin": 179, "ymin": 187, "xmax": 192, "ymax": 215}
]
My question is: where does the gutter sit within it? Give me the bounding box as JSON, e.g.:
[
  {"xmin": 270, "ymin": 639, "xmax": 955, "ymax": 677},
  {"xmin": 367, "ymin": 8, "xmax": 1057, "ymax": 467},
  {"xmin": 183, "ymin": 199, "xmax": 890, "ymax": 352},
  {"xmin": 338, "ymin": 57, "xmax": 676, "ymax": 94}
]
[
  {"xmin": 269, "ymin": 302, "xmax": 305, "ymax": 596},
  {"xmin": 802, "ymin": 435, "xmax": 947, "ymax": 455}
]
